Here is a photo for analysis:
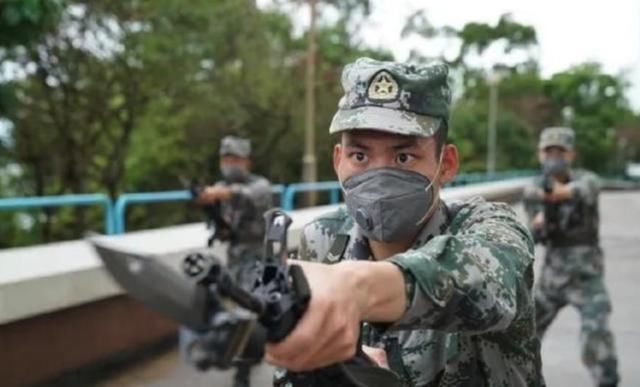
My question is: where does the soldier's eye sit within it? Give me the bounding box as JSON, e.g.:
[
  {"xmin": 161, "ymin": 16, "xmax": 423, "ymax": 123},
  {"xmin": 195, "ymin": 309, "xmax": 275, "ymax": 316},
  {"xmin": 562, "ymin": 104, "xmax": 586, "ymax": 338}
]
[
  {"xmin": 352, "ymin": 152, "xmax": 366, "ymax": 162},
  {"xmin": 396, "ymin": 153, "xmax": 412, "ymax": 164}
]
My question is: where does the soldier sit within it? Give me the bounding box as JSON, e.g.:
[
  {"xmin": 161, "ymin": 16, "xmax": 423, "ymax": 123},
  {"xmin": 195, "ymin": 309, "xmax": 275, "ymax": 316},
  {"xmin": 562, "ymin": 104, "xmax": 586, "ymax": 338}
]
[
  {"xmin": 196, "ymin": 135, "xmax": 272, "ymax": 287},
  {"xmin": 523, "ymin": 127, "xmax": 619, "ymax": 387},
  {"xmin": 191, "ymin": 135, "xmax": 272, "ymax": 387},
  {"xmin": 266, "ymin": 58, "xmax": 544, "ymax": 386}
]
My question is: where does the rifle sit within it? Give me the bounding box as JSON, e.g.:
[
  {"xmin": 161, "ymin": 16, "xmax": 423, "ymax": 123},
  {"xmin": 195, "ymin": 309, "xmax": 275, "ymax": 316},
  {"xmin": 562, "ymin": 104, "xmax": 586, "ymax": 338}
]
[
  {"xmin": 90, "ymin": 208, "xmax": 403, "ymax": 387},
  {"xmin": 533, "ymin": 160, "xmax": 573, "ymax": 244},
  {"xmin": 186, "ymin": 178, "xmax": 233, "ymax": 247}
]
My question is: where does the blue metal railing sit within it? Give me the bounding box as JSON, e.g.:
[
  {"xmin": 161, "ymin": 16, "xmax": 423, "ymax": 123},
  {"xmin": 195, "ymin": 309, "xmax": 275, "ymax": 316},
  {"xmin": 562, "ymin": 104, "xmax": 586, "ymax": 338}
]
[
  {"xmin": 279, "ymin": 171, "xmax": 536, "ymax": 210},
  {"xmin": 114, "ymin": 190, "xmax": 192, "ymax": 234},
  {"xmin": 0, "ymin": 172, "xmax": 536, "ymax": 237},
  {"xmin": 449, "ymin": 170, "xmax": 536, "ymax": 186},
  {"xmin": 281, "ymin": 181, "xmax": 341, "ymax": 211},
  {"xmin": 0, "ymin": 193, "xmax": 115, "ymax": 234},
  {"xmin": 114, "ymin": 185, "xmax": 286, "ymax": 234}
]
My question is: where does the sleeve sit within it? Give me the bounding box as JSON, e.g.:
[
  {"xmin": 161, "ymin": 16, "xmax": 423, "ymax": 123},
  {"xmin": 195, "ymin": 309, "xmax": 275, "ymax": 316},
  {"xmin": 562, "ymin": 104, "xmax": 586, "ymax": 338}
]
[
  {"xmin": 229, "ymin": 177, "xmax": 273, "ymax": 209},
  {"xmin": 297, "ymin": 221, "xmax": 334, "ymax": 263},
  {"xmin": 298, "ymin": 228, "xmax": 315, "ymax": 261},
  {"xmin": 178, "ymin": 326, "xmax": 198, "ymax": 363},
  {"xmin": 296, "ymin": 210, "xmax": 351, "ymax": 264},
  {"xmin": 522, "ymin": 181, "xmax": 543, "ymax": 229},
  {"xmin": 567, "ymin": 172, "xmax": 600, "ymax": 206},
  {"xmin": 387, "ymin": 200, "xmax": 534, "ymax": 334}
]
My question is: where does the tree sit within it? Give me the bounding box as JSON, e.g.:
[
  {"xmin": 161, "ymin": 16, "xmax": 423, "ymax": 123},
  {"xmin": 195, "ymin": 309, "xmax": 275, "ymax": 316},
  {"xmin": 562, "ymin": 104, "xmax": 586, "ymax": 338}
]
[
  {"xmin": 0, "ymin": 0, "xmax": 62, "ymax": 115},
  {"xmin": 402, "ymin": 12, "xmax": 640, "ymax": 175},
  {"xmin": 0, "ymin": 0, "xmax": 393, "ymax": 245},
  {"xmin": 543, "ymin": 63, "xmax": 639, "ymax": 173},
  {"xmin": 402, "ymin": 11, "xmax": 538, "ymax": 74}
]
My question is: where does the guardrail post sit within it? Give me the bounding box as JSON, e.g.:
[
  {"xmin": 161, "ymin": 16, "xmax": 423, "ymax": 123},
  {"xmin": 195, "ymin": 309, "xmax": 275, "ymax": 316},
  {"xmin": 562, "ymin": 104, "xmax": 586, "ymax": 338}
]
[
  {"xmin": 330, "ymin": 187, "xmax": 340, "ymax": 204},
  {"xmin": 102, "ymin": 197, "xmax": 116, "ymax": 235},
  {"xmin": 281, "ymin": 181, "xmax": 342, "ymax": 211},
  {"xmin": 114, "ymin": 190, "xmax": 193, "ymax": 234},
  {"xmin": 282, "ymin": 186, "xmax": 295, "ymax": 211},
  {"xmin": 114, "ymin": 196, "xmax": 127, "ymax": 234}
]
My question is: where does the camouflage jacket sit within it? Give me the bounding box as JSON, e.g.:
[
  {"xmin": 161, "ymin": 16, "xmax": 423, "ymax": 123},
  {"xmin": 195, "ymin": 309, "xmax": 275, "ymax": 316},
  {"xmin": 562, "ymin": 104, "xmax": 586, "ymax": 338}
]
[
  {"xmin": 297, "ymin": 197, "xmax": 544, "ymax": 387},
  {"xmin": 214, "ymin": 173, "xmax": 272, "ymax": 260},
  {"xmin": 180, "ymin": 174, "xmax": 272, "ymax": 365},
  {"xmin": 522, "ymin": 169, "xmax": 600, "ymax": 247}
]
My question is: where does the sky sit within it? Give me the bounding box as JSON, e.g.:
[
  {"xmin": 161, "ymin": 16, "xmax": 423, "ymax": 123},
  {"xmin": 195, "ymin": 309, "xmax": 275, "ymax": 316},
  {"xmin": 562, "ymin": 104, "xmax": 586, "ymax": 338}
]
[{"xmin": 259, "ymin": 0, "xmax": 640, "ymax": 111}]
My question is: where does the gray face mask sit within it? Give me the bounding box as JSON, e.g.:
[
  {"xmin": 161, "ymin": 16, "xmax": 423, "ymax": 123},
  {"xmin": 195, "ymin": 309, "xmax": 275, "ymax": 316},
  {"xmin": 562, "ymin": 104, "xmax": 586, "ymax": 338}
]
[
  {"xmin": 221, "ymin": 166, "xmax": 249, "ymax": 182},
  {"xmin": 341, "ymin": 168, "xmax": 438, "ymax": 242},
  {"xmin": 542, "ymin": 157, "xmax": 569, "ymax": 177}
]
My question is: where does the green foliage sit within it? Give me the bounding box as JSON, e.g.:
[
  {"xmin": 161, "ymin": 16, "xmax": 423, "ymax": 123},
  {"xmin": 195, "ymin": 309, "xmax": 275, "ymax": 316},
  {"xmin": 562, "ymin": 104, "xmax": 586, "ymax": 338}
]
[
  {"xmin": 0, "ymin": 2, "xmax": 638, "ymax": 248},
  {"xmin": 450, "ymin": 98, "xmax": 536, "ymax": 172},
  {"xmin": 402, "ymin": 11, "xmax": 537, "ymax": 71},
  {"xmin": 0, "ymin": 0, "xmax": 62, "ymax": 47},
  {"xmin": 404, "ymin": 12, "xmax": 639, "ymax": 176},
  {"xmin": 541, "ymin": 63, "xmax": 638, "ymax": 173},
  {"xmin": 0, "ymin": 0, "xmax": 392, "ymax": 245},
  {"xmin": 455, "ymin": 14, "xmax": 537, "ymax": 58},
  {"xmin": 0, "ymin": 0, "xmax": 63, "ymax": 115}
]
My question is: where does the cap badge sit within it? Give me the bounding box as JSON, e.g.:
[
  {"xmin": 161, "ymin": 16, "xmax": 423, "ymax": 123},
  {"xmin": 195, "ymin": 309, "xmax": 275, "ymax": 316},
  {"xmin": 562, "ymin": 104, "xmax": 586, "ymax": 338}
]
[{"xmin": 367, "ymin": 71, "xmax": 399, "ymax": 101}]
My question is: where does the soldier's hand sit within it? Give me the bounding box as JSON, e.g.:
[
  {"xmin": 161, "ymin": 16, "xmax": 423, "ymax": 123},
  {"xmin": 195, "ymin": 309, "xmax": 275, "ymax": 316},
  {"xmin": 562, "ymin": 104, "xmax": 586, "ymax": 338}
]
[
  {"xmin": 544, "ymin": 182, "xmax": 573, "ymax": 203},
  {"xmin": 532, "ymin": 212, "xmax": 545, "ymax": 230},
  {"xmin": 196, "ymin": 186, "xmax": 232, "ymax": 204},
  {"xmin": 362, "ymin": 345, "xmax": 389, "ymax": 368},
  {"xmin": 264, "ymin": 260, "xmax": 366, "ymax": 371}
]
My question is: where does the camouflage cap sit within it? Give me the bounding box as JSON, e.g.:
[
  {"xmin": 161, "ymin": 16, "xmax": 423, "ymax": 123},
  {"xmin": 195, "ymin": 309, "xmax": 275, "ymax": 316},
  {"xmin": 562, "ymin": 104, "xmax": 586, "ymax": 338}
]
[
  {"xmin": 538, "ymin": 127, "xmax": 575, "ymax": 150},
  {"xmin": 329, "ymin": 57, "xmax": 451, "ymax": 137},
  {"xmin": 219, "ymin": 135, "xmax": 251, "ymax": 157}
]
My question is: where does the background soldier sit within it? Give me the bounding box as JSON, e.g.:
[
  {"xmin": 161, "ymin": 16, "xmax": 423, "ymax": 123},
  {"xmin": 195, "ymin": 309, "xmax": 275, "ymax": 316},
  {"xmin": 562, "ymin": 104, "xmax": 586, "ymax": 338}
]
[
  {"xmin": 189, "ymin": 135, "xmax": 272, "ymax": 387},
  {"xmin": 524, "ymin": 127, "xmax": 620, "ymax": 387},
  {"xmin": 266, "ymin": 58, "xmax": 544, "ymax": 387},
  {"xmin": 196, "ymin": 135, "xmax": 272, "ymax": 287}
]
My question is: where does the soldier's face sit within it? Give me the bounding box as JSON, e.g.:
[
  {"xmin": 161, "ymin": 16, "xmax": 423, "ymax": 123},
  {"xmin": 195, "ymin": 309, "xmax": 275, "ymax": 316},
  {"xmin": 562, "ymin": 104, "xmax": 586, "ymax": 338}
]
[
  {"xmin": 333, "ymin": 130, "xmax": 458, "ymax": 185},
  {"xmin": 219, "ymin": 155, "xmax": 250, "ymax": 172},
  {"xmin": 538, "ymin": 146, "xmax": 575, "ymax": 165}
]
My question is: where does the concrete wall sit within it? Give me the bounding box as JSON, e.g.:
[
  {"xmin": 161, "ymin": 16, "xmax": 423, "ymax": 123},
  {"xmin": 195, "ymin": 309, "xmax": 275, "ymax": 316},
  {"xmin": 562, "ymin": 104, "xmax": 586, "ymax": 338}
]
[
  {"xmin": 0, "ymin": 178, "xmax": 530, "ymax": 386},
  {"xmin": 0, "ymin": 296, "xmax": 176, "ymax": 387}
]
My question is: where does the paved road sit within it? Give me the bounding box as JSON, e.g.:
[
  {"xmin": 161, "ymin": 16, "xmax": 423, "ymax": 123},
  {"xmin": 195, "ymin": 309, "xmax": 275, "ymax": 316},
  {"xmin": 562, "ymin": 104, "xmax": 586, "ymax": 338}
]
[
  {"xmin": 94, "ymin": 191, "xmax": 640, "ymax": 387},
  {"xmin": 535, "ymin": 191, "xmax": 640, "ymax": 386}
]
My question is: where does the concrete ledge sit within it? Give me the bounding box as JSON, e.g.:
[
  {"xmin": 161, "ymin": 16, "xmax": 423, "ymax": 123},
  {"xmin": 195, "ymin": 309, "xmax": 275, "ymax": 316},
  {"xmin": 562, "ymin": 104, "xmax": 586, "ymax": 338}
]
[{"xmin": 0, "ymin": 224, "xmax": 214, "ymax": 325}]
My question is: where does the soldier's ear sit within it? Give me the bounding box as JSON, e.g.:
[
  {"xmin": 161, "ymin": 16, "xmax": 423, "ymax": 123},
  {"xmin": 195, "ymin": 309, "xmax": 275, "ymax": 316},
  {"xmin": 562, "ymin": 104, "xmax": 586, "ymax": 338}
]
[
  {"xmin": 439, "ymin": 144, "xmax": 459, "ymax": 184},
  {"xmin": 567, "ymin": 150, "xmax": 576, "ymax": 163},
  {"xmin": 333, "ymin": 143, "xmax": 342, "ymax": 176}
]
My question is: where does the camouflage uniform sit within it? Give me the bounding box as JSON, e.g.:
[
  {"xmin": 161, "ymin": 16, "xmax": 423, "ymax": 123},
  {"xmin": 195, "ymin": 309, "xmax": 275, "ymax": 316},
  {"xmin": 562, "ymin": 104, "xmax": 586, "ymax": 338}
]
[
  {"xmin": 298, "ymin": 200, "xmax": 542, "ymax": 387},
  {"xmin": 213, "ymin": 175, "xmax": 272, "ymax": 287},
  {"xmin": 214, "ymin": 136, "xmax": 272, "ymax": 287},
  {"xmin": 182, "ymin": 136, "xmax": 272, "ymax": 387},
  {"xmin": 523, "ymin": 128, "xmax": 619, "ymax": 386},
  {"xmin": 278, "ymin": 58, "xmax": 544, "ymax": 386}
]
